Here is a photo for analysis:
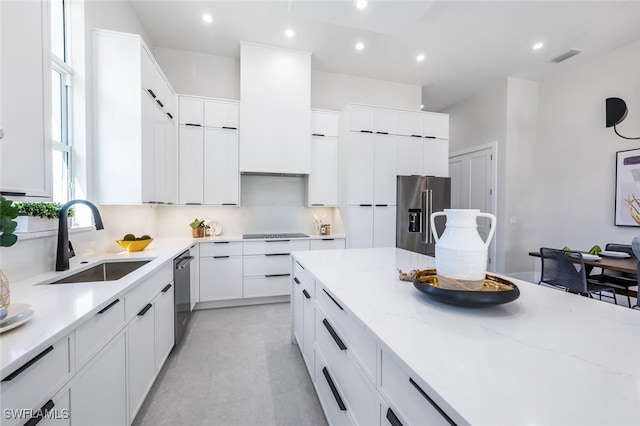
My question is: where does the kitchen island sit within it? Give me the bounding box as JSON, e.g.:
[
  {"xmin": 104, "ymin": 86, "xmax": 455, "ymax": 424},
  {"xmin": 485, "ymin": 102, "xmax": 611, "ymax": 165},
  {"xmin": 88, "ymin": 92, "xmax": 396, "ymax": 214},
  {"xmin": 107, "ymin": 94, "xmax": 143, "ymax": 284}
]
[{"xmin": 290, "ymin": 247, "xmax": 640, "ymax": 426}]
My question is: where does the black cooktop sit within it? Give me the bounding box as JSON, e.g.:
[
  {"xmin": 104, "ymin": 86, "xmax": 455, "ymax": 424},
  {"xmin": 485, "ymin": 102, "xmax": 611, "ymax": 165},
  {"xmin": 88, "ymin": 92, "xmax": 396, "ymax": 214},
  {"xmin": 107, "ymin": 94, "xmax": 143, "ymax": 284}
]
[{"xmin": 243, "ymin": 233, "xmax": 309, "ymax": 239}]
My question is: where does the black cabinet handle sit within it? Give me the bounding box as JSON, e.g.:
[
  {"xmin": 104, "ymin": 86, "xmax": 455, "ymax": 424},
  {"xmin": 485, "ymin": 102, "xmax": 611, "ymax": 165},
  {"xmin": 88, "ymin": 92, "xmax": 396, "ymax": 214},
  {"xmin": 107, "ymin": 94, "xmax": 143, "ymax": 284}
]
[
  {"xmin": 214, "ymin": 241, "xmax": 230, "ymax": 244},
  {"xmin": 375, "ymin": 204, "xmax": 389, "ymax": 207},
  {"xmin": 409, "ymin": 378, "xmax": 456, "ymax": 425},
  {"xmin": 97, "ymin": 298, "xmax": 120, "ymax": 315},
  {"xmin": 266, "ymin": 239, "xmax": 290, "ymax": 242},
  {"xmin": 2, "ymin": 346, "xmax": 54, "ymax": 382},
  {"xmin": 222, "ymin": 203, "xmax": 237, "ymax": 205},
  {"xmin": 322, "ymin": 319, "xmax": 347, "ymax": 350},
  {"xmin": 167, "ymin": 112, "xmax": 173, "ymax": 119},
  {"xmin": 359, "ymin": 130, "xmax": 373, "ymax": 133},
  {"xmin": 185, "ymin": 202, "xmax": 202, "ymax": 205},
  {"xmin": 24, "ymin": 399, "xmax": 55, "ymax": 426},
  {"xmin": 1, "ymin": 191, "xmax": 26, "ymax": 196},
  {"xmin": 147, "ymin": 89, "xmax": 156, "ymax": 98},
  {"xmin": 302, "ymin": 289, "xmax": 311, "ymax": 299},
  {"xmin": 213, "ymin": 255, "xmax": 230, "ymax": 259},
  {"xmin": 321, "ymin": 238, "xmax": 335, "ymax": 241},
  {"xmin": 411, "ymin": 134, "xmax": 422, "ymax": 138},
  {"xmin": 323, "ymin": 289, "xmax": 343, "ymax": 310},
  {"xmin": 156, "ymin": 100, "xmax": 164, "ymax": 108},
  {"xmin": 265, "ymin": 253, "xmax": 290, "ymax": 257},
  {"xmin": 295, "ymin": 261, "xmax": 305, "ymax": 270},
  {"xmin": 359, "ymin": 204, "xmax": 373, "ymax": 207},
  {"xmin": 265, "ymin": 273, "xmax": 290, "ymax": 278},
  {"xmin": 162, "ymin": 284, "xmax": 172, "ymax": 293},
  {"xmin": 311, "ymin": 203, "xmax": 325, "ymax": 206},
  {"xmin": 376, "ymin": 131, "xmax": 389, "ymax": 135},
  {"xmin": 222, "ymin": 126, "xmax": 237, "ymax": 130},
  {"xmin": 294, "ymin": 277, "xmax": 300, "ymax": 284},
  {"xmin": 424, "ymin": 135, "xmax": 436, "ymax": 139},
  {"xmin": 312, "ymin": 133, "xmax": 325, "ymax": 137},
  {"xmin": 322, "ymin": 367, "xmax": 346, "ymax": 411},
  {"xmin": 185, "ymin": 123, "xmax": 202, "ymax": 127},
  {"xmin": 137, "ymin": 303, "xmax": 153, "ymax": 316},
  {"xmin": 386, "ymin": 408, "xmax": 403, "ymax": 426}
]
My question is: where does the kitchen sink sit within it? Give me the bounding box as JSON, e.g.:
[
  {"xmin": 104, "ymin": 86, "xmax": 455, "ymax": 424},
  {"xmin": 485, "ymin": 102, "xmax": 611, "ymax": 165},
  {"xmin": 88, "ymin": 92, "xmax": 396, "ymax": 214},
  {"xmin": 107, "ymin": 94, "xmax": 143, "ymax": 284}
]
[{"xmin": 49, "ymin": 260, "xmax": 152, "ymax": 284}]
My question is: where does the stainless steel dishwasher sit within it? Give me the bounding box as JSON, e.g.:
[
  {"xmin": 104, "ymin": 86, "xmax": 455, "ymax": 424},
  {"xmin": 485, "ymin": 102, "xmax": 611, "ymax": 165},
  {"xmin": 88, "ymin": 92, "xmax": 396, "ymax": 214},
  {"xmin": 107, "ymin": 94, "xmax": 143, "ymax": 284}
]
[{"xmin": 174, "ymin": 249, "xmax": 194, "ymax": 345}]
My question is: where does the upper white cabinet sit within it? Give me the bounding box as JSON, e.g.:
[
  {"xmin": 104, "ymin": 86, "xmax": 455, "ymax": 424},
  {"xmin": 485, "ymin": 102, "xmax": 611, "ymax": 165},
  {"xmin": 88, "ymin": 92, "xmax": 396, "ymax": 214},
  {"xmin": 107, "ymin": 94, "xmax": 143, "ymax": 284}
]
[
  {"xmin": 308, "ymin": 110, "xmax": 340, "ymax": 207},
  {"xmin": 374, "ymin": 108, "xmax": 397, "ymax": 135},
  {"xmin": 349, "ymin": 105, "xmax": 374, "ymax": 132},
  {"xmin": 93, "ymin": 29, "xmax": 177, "ymax": 204},
  {"xmin": 240, "ymin": 42, "xmax": 311, "ymax": 174},
  {"xmin": 423, "ymin": 113, "xmax": 449, "ymax": 139},
  {"xmin": 396, "ymin": 111, "xmax": 423, "ymax": 137},
  {"xmin": 0, "ymin": 0, "xmax": 51, "ymax": 198},
  {"xmin": 178, "ymin": 96, "xmax": 240, "ymax": 205},
  {"xmin": 311, "ymin": 110, "xmax": 340, "ymax": 137}
]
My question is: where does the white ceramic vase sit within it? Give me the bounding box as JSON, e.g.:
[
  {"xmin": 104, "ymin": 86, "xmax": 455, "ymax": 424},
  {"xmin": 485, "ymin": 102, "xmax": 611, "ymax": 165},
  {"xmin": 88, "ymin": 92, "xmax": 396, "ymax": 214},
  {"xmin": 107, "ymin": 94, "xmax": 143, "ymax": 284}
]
[{"xmin": 430, "ymin": 209, "xmax": 496, "ymax": 290}]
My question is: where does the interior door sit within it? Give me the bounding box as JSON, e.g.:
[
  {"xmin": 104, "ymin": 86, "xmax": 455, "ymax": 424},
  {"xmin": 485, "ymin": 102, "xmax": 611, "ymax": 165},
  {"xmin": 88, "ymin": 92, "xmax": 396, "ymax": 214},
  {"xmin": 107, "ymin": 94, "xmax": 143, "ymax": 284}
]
[{"xmin": 449, "ymin": 146, "xmax": 496, "ymax": 271}]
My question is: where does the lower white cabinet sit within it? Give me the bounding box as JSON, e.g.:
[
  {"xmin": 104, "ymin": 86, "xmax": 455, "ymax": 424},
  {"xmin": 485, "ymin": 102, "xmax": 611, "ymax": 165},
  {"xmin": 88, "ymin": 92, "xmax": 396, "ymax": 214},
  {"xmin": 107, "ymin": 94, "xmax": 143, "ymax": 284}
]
[
  {"xmin": 128, "ymin": 302, "xmax": 156, "ymax": 421},
  {"xmin": 310, "ymin": 238, "xmax": 346, "ymax": 251},
  {"xmin": 244, "ymin": 275, "xmax": 290, "ymax": 298},
  {"xmin": 71, "ymin": 331, "xmax": 127, "ymax": 426},
  {"xmin": 38, "ymin": 386, "xmax": 71, "ymax": 426},
  {"xmin": 314, "ymin": 349, "xmax": 355, "ymax": 426},
  {"xmin": 200, "ymin": 256, "xmax": 243, "ymax": 301},
  {"xmin": 154, "ymin": 283, "xmax": 175, "ymax": 372},
  {"xmin": 373, "ymin": 205, "xmax": 396, "ymax": 248}
]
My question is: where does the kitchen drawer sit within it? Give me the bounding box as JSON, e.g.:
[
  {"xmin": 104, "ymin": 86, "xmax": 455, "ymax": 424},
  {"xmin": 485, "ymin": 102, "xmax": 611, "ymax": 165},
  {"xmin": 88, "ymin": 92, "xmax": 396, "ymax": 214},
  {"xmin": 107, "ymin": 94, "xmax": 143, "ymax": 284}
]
[
  {"xmin": 0, "ymin": 334, "xmax": 72, "ymax": 425},
  {"xmin": 179, "ymin": 96, "xmax": 203, "ymax": 126},
  {"xmin": 314, "ymin": 349, "xmax": 356, "ymax": 426},
  {"xmin": 199, "ymin": 241, "xmax": 242, "ymax": 257},
  {"xmin": 379, "ymin": 397, "xmax": 408, "ymax": 426},
  {"xmin": 244, "ymin": 254, "xmax": 290, "ymax": 276},
  {"xmin": 75, "ymin": 297, "xmax": 125, "ymax": 369},
  {"xmin": 380, "ymin": 350, "xmax": 453, "ymax": 426},
  {"xmin": 243, "ymin": 275, "xmax": 290, "ymax": 298},
  {"xmin": 125, "ymin": 262, "xmax": 172, "ymax": 321},
  {"xmin": 32, "ymin": 385, "xmax": 70, "ymax": 426},
  {"xmin": 243, "ymin": 239, "xmax": 309, "ymax": 255},
  {"xmin": 310, "ymin": 238, "xmax": 346, "ymax": 251},
  {"xmin": 293, "ymin": 259, "xmax": 314, "ymax": 295},
  {"xmin": 315, "ymin": 307, "xmax": 376, "ymax": 426},
  {"xmin": 316, "ymin": 282, "xmax": 377, "ymax": 380},
  {"xmin": 200, "ymin": 256, "xmax": 243, "ymax": 301}
]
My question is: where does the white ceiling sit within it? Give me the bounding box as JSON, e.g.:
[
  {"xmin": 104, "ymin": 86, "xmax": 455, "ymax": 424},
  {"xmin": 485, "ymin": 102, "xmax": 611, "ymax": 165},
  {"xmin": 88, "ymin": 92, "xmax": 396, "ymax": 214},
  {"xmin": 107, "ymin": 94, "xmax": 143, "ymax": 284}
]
[{"xmin": 128, "ymin": 0, "xmax": 640, "ymax": 111}]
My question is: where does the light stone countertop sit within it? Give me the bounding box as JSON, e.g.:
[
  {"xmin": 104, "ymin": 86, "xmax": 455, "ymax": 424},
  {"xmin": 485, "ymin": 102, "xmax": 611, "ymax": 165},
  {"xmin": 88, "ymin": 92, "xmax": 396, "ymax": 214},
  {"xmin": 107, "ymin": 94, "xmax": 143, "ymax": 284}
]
[{"xmin": 291, "ymin": 247, "xmax": 640, "ymax": 426}]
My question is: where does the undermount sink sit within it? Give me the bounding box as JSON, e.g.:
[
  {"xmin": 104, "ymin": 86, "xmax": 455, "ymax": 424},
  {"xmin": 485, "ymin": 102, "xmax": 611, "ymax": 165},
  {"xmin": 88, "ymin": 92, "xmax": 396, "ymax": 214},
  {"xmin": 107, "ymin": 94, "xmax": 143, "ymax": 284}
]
[{"xmin": 49, "ymin": 260, "xmax": 152, "ymax": 284}]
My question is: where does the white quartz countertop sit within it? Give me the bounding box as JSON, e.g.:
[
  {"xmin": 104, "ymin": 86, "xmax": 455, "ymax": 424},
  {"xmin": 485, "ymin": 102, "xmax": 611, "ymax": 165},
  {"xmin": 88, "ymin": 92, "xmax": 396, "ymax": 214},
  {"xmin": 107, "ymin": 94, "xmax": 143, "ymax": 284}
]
[
  {"xmin": 291, "ymin": 248, "xmax": 640, "ymax": 426},
  {"xmin": 0, "ymin": 238, "xmax": 194, "ymax": 379}
]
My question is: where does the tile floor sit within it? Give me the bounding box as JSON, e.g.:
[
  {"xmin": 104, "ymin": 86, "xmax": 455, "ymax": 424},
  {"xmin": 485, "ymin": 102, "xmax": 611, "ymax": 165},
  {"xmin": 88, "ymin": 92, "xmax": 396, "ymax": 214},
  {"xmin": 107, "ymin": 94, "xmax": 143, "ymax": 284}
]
[{"xmin": 133, "ymin": 303, "xmax": 328, "ymax": 426}]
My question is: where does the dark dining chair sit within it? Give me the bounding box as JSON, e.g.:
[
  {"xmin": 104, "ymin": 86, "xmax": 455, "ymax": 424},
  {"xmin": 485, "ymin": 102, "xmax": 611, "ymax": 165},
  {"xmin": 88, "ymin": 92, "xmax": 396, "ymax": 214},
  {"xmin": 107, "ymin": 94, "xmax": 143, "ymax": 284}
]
[
  {"xmin": 588, "ymin": 243, "xmax": 638, "ymax": 307},
  {"xmin": 633, "ymin": 263, "xmax": 640, "ymax": 310},
  {"xmin": 539, "ymin": 248, "xmax": 618, "ymax": 304}
]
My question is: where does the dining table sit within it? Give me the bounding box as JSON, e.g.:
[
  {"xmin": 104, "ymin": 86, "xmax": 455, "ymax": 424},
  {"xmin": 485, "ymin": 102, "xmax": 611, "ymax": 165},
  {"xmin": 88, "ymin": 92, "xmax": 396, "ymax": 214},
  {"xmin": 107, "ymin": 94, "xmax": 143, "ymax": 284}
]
[{"xmin": 529, "ymin": 251, "xmax": 639, "ymax": 298}]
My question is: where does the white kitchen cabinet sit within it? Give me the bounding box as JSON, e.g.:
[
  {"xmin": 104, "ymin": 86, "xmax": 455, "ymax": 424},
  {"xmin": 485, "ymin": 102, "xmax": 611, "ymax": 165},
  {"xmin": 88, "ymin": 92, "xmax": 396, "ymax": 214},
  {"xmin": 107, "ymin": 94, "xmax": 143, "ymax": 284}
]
[
  {"xmin": 373, "ymin": 135, "xmax": 397, "ymax": 206},
  {"xmin": 308, "ymin": 135, "xmax": 339, "ymax": 207},
  {"xmin": 200, "ymin": 256, "xmax": 243, "ymax": 301},
  {"xmin": 312, "ymin": 110, "xmax": 340, "ymax": 137},
  {"xmin": 302, "ymin": 284, "xmax": 315, "ymax": 377},
  {"xmin": 0, "ymin": 0, "xmax": 50, "ymax": 198},
  {"xmin": 348, "ymin": 206, "xmax": 374, "ymax": 249},
  {"xmin": 178, "ymin": 125, "xmax": 204, "ymax": 205},
  {"xmin": 240, "ymin": 43, "xmax": 311, "ymax": 174},
  {"xmin": 164, "ymin": 81, "xmax": 176, "ymax": 120},
  {"xmin": 128, "ymin": 302, "xmax": 155, "ymax": 421},
  {"xmin": 37, "ymin": 386, "xmax": 71, "ymax": 426},
  {"xmin": 374, "ymin": 206, "xmax": 397, "ymax": 248},
  {"xmin": 154, "ymin": 283, "xmax": 175, "ymax": 372},
  {"xmin": 423, "ymin": 138, "xmax": 450, "ymax": 177},
  {"xmin": 93, "ymin": 29, "xmax": 177, "ymax": 204},
  {"xmin": 374, "ymin": 108, "xmax": 397, "ymax": 135},
  {"xmin": 396, "ymin": 110, "xmax": 423, "ymax": 137},
  {"xmin": 204, "ymin": 100, "xmax": 238, "ymax": 129},
  {"xmin": 396, "ymin": 136, "xmax": 424, "ymax": 176},
  {"xmin": 422, "ymin": 112, "xmax": 449, "ymax": 139},
  {"xmin": 204, "ymin": 128, "xmax": 239, "ymax": 205},
  {"xmin": 141, "ymin": 47, "xmax": 154, "ymax": 94},
  {"xmin": 179, "ymin": 97, "xmax": 204, "ymax": 126},
  {"xmin": 349, "ymin": 105, "xmax": 374, "ymax": 132},
  {"xmin": 348, "ymin": 132, "xmax": 375, "ymax": 205},
  {"xmin": 71, "ymin": 331, "xmax": 127, "ymax": 426},
  {"xmin": 310, "ymin": 238, "xmax": 346, "ymax": 250},
  {"xmin": 165, "ymin": 109, "xmax": 179, "ymax": 204},
  {"xmin": 190, "ymin": 244, "xmax": 200, "ymax": 309}
]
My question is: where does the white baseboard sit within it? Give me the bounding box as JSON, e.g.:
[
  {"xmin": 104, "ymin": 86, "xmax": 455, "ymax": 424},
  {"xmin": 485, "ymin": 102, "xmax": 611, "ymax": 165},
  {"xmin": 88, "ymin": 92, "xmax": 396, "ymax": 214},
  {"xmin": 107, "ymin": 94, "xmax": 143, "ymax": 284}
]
[{"xmin": 194, "ymin": 295, "xmax": 289, "ymax": 310}]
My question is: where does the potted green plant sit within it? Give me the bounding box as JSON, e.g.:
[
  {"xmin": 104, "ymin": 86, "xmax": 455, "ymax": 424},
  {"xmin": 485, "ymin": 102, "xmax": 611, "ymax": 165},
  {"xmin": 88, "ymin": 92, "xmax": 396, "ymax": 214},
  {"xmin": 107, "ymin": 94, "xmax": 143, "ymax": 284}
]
[
  {"xmin": 0, "ymin": 196, "xmax": 19, "ymax": 306},
  {"xmin": 13, "ymin": 202, "xmax": 74, "ymax": 233},
  {"xmin": 189, "ymin": 218, "xmax": 205, "ymax": 238}
]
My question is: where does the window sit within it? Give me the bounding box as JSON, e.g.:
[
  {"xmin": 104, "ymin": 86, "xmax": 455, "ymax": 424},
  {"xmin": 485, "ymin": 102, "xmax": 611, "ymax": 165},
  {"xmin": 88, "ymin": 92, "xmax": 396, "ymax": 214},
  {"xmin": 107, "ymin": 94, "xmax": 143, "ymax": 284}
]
[{"xmin": 51, "ymin": 0, "xmax": 73, "ymax": 203}]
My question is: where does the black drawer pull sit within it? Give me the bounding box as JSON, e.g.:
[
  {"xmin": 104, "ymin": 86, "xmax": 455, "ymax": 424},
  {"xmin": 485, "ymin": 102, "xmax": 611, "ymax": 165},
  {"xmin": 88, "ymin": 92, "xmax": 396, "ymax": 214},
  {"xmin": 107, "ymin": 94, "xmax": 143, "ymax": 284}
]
[
  {"xmin": 162, "ymin": 284, "xmax": 172, "ymax": 293},
  {"xmin": 295, "ymin": 261, "xmax": 305, "ymax": 270},
  {"xmin": 376, "ymin": 131, "xmax": 389, "ymax": 135},
  {"xmin": 302, "ymin": 289, "xmax": 311, "ymax": 299},
  {"xmin": 213, "ymin": 255, "xmax": 230, "ymax": 259},
  {"xmin": 424, "ymin": 135, "xmax": 436, "ymax": 139},
  {"xmin": 409, "ymin": 378, "xmax": 456, "ymax": 425},
  {"xmin": 411, "ymin": 134, "xmax": 422, "ymax": 138},
  {"xmin": 222, "ymin": 203, "xmax": 237, "ymax": 205},
  {"xmin": 137, "ymin": 303, "xmax": 153, "ymax": 316},
  {"xmin": 24, "ymin": 399, "xmax": 55, "ymax": 426},
  {"xmin": 359, "ymin": 204, "xmax": 372, "ymax": 207},
  {"xmin": 222, "ymin": 126, "xmax": 237, "ymax": 130},
  {"xmin": 359, "ymin": 130, "xmax": 373, "ymax": 133},
  {"xmin": 376, "ymin": 204, "xmax": 389, "ymax": 207},
  {"xmin": 386, "ymin": 408, "xmax": 403, "ymax": 426},
  {"xmin": 322, "ymin": 319, "xmax": 347, "ymax": 350},
  {"xmin": 185, "ymin": 202, "xmax": 202, "ymax": 205},
  {"xmin": 147, "ymin": 89, "xmax": 156, "ymax": 98},
  {"xmin": 265, "ymin": 273, "xmax": 290, "ymax": 278},
  {"xmin": 185, "ymin": 123, "xmax": 202, "ymax": 127},
  {"xmin": 1, "ymin": 191, "xmax": 26, "ymax": 196},
  {"xmin": 214, "ymin": 241, "xmax": 230, "ymax": 244},
  {"xmin": 156, "ymin": 100, "xmax": 164, "ymax": 108},
  {"xmin": 323, "ymin": 289, "xmax": 343, "ymax": 310},
  {"xmin": 265, "ymin": 253, "xmax": 289, "ymax": 257},
  {"xmin": 97, "ymin": 298, "xmax": 120, "ymax": 314},
  {"xmin": 311, "ymin": 203, "xmax": 325, "ymax": 206},
  {"xmin": 266, "ymin": 239, "xmax": 290, "ymax": 242},
  {"xmin": 294, "ymin": 277, "xmax": 300, "ymax": 284},
  {"xmin": 321, "ymin": 238, "xmax": 335, "ymax": 241},
  {"xmin": 312, "ymin": 133, "xmax": 325, "ymax": 137},
  {"xmin": 322, "ymin": 367, "xmax": 346, "ymax": 411},
  {"xmin": 167, "ymin": 112, "xmax": 173, "ymax": 119},
  {"xmin": 2, "ymin": 346, "xmax": 54, "ymax": 381}
]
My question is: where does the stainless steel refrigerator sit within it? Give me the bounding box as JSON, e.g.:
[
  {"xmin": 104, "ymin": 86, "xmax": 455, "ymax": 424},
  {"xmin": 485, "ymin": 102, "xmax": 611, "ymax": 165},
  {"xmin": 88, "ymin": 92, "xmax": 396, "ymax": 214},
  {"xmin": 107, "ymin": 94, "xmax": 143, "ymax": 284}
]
[{"xmin": 396, "ymin": 176, "xmax": 451, "ymax": 255}]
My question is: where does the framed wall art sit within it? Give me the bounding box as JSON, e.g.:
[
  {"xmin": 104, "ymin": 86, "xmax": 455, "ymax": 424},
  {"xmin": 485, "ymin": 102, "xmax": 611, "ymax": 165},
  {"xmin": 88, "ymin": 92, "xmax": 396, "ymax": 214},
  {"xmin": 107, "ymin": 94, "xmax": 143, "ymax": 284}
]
[{"xmin": 615, "ymin": 148, "xmax": 640, "ymax": 226}]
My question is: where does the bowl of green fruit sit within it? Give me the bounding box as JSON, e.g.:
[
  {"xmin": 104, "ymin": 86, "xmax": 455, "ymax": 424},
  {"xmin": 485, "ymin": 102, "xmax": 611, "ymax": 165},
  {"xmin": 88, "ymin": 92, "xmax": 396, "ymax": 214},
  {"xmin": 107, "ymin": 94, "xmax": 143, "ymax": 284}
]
[{"xmin": 116, "ymin": 234, "xmax": 153, "ymax": 252}]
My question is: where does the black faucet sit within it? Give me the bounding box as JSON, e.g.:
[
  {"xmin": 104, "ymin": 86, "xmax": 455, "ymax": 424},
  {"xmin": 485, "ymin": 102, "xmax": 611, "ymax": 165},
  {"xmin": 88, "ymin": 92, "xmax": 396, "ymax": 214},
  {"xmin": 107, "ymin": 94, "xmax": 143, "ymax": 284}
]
[{"xmin": 56, "ymin": 199, "xmax": 104, "ymax": 271}]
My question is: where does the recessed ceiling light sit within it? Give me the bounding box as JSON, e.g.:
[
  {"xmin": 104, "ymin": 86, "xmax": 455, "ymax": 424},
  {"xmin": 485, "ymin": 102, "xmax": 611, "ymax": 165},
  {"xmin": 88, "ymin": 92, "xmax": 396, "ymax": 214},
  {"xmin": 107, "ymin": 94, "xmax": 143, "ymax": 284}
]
[
  {"xmin": 416, "ymin": 54, "xmax": 426, "ymax": 62},
  {"xmin": 532, "ymin": 42, "xmax": 544, "ymax": 50},
  {"xmin": 285, "ymin": 28, "xmax": 294, "ymax": 38},
  {"xmin": 356, "ymin": 1, "xmax": 368, "ymax": 9},
  {"xmin": 202, "ymin": 14, "xmax": 213, "ymax": 24},
  {"xmin": 355, "ymin": 42, "xmax": 365, "ymax": 51}
]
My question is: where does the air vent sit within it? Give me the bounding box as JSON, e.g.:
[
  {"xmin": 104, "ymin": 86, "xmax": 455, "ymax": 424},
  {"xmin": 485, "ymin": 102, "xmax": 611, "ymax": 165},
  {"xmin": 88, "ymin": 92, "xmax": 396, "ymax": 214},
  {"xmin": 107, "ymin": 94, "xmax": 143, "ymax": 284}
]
[{"xmin": 549, "ymin": 49, "xmax": 583, "ymax": 63}]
